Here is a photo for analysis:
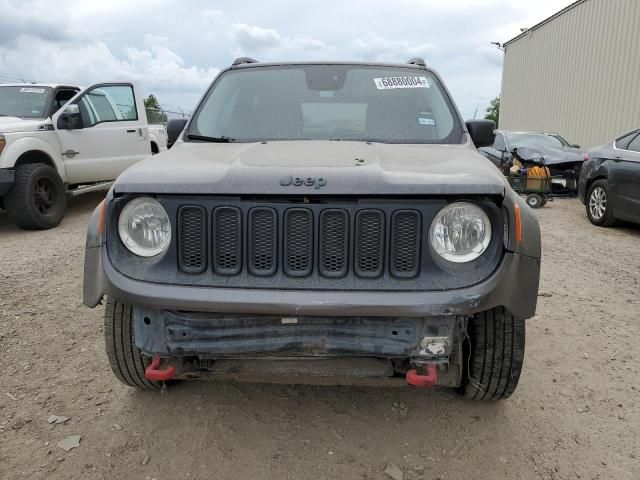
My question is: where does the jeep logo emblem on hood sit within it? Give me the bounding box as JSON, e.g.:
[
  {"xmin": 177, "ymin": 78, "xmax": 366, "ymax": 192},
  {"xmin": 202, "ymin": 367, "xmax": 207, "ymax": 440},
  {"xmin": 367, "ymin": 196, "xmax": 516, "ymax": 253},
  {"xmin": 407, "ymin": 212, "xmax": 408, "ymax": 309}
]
[{"xmin": 280, "ymin": 176, "xmax": 327, "ymax": 189}]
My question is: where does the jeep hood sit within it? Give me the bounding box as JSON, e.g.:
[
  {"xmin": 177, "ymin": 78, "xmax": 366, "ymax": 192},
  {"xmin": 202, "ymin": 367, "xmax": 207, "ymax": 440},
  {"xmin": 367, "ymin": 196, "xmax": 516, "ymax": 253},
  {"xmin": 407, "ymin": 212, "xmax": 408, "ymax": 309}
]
[
  {"xmin": 114, "ymin": 141, "xmax": 507, "ymax": 196},
  {"xmin": 0, "ymin": 117, "xmax": 49, "ymax": 133}
]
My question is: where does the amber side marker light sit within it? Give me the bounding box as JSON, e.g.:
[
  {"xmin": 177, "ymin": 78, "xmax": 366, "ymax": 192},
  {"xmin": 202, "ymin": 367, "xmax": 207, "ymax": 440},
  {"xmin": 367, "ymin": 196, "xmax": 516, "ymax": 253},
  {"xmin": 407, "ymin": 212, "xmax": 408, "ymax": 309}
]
[
  {"xmin": 514, "ymin": 204, "xmax": 522, "ymax": 243},
  {"xmin": 98, "ymin": 200, "xmax": 106, "ymax": 236}
]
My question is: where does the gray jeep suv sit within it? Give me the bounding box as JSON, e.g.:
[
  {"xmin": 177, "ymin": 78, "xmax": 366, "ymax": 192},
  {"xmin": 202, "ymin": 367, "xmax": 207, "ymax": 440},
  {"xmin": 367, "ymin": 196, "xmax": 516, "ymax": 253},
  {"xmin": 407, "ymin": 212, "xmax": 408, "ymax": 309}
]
[{"xmin": 83, "ymin": 58, "xmax": 541, "ymax": 400}]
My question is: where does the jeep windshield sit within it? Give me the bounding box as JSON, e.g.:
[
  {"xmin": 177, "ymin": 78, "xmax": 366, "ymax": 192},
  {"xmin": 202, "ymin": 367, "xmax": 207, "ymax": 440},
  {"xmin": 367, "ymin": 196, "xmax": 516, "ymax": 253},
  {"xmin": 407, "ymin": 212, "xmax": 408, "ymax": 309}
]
[
  {"xmin": 188, "ymin": 64, "xmax": 464, "ymax": 144},
  {"xmin": 0, "ymin": 86, "xmax": 52, "ymax": 119}
]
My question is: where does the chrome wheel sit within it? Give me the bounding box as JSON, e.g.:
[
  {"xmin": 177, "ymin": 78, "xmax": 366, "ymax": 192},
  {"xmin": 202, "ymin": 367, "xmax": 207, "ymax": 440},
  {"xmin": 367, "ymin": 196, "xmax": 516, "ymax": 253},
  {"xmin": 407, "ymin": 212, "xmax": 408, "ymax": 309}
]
[{"xmin": 589, "ymin": 186, "xmax": 607, "ymax": 220}]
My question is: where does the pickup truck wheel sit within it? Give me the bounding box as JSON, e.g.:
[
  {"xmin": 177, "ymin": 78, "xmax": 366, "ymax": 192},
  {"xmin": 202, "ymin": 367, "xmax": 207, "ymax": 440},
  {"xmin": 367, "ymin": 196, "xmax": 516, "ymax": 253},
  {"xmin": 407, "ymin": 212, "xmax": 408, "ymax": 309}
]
[
  {"xmin": 459, "ymin": 307, "xmax": 525, "ymax": 401},
  {"xmin": 5, "ymin": 163, "xmax": 67, "ymax": 230},
  {"xmin": 104, "ymin": 298, "xmax": 160, "ymax": 390},
  {"xmin": 586, "ymin": 179, "xmax": 617, "ymax": 227}
]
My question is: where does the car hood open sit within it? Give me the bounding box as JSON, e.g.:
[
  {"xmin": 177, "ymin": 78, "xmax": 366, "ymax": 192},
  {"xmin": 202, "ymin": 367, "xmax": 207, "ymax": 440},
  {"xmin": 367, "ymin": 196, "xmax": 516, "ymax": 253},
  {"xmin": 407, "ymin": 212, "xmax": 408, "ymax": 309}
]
[{"xmin": 114, "ymin": 140, "xmax": 507, "ymax": 196}]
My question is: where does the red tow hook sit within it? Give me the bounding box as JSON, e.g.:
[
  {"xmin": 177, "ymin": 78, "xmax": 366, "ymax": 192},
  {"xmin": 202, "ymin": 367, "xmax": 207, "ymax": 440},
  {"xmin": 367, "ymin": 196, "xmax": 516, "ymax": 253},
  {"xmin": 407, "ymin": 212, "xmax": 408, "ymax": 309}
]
[
  {"xmin": 406, "ymin": 364, "xmax": 438, "ymax": 387},
  {"xmin": 145, "ymin": 357, "xmax": 176, "ymax": 382}
]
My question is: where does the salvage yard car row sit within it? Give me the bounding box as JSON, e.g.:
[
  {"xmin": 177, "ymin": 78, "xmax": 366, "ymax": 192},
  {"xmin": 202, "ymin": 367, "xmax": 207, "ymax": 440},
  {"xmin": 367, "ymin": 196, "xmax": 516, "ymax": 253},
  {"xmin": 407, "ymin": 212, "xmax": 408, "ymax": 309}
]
[{"xmin": 479, "ymin": 127, "xmax": 640, "ymax": 227}]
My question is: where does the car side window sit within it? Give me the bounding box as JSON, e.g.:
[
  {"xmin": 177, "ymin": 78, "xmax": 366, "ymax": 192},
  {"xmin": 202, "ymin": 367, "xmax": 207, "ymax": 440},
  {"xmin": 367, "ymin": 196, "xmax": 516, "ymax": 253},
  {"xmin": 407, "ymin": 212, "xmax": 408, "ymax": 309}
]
[
  {"xmin": 493, "ymin": 134, "xmax": 506, "ymax": 151},
  {"xmin": 75, "ymin": 85, "xmax": 137, "ymax": 128},
  {"xmin": 627, "ymin": 133, "xmax": 640, "ymax": 153},
  {"xmin": 614, "ymin": 130, "xmax": 639, "ymax": 150}
]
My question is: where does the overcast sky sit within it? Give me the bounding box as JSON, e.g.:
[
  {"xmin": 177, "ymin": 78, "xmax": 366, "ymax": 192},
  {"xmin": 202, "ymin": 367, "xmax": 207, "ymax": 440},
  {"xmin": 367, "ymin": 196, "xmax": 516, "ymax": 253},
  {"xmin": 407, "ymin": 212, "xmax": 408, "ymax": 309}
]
[{"xmin": 0, "ymin": 0, "xmax": 573, "ymax": 118}]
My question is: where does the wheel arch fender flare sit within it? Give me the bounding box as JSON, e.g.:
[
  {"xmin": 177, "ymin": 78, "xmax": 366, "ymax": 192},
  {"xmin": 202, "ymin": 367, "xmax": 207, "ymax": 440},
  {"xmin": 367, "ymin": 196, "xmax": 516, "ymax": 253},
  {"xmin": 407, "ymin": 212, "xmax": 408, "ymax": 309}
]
[
  {"xmin": 83, "ymin": 202, "xmax": 107, "ymax": 307},
  {"xmin": 584, "ymin": 165, "xmax": 610, "ymax": 199},
  {"xmin": 0, "ymin": 136, "xmax": 66, "ymax": 180},
  {"xmin": 503, "ymin": 187, "xmax": 542, "ymax": 260},
  {"xmin": 148, "ymin": 129, "xmax": 167, "ymax": 152}
]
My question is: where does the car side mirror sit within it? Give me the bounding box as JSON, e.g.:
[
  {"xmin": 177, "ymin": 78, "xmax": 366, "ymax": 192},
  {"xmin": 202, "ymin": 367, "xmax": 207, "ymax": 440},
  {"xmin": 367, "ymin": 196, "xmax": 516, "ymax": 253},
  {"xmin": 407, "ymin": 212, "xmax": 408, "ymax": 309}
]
[
  {"xmin": 57, "ymin": 104, "xmax": 83, "ymax": 130},
  {"xmin": 465, "ymin": 119, "xmax": 495, "ymax": 148},
  {"xmin": 571, "ymin": 143, "xmax": 580, "ymax": 149},
  {"xmin": 167, "ymin": 118, "xmax": 188, "ymax": 148}
]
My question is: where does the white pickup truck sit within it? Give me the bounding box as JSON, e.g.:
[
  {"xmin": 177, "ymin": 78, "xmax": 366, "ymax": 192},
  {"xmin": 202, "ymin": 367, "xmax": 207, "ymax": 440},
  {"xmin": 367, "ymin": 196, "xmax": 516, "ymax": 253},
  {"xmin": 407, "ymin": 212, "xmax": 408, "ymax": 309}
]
[{"xmin": 0, "ymin": 82, "xmax": 167, "ymax": 229}]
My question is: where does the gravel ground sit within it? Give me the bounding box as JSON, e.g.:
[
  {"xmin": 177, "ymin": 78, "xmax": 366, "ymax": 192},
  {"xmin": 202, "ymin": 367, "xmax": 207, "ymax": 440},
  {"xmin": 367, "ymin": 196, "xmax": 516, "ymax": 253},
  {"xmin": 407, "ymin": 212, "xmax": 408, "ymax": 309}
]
[{"xmin": 1, "ymin": 194, "xmax": 639, "ymax": 480}]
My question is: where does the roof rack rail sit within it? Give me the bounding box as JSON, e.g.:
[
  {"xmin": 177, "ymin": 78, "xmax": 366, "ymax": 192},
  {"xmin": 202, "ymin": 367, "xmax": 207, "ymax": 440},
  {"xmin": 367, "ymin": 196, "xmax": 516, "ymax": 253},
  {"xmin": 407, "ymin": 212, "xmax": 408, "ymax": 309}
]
[
  {"xmin": 232, "ymin": 57, "xmax": 259, "ymax": 66},
  {"xmin": 407, "ymin": 57, "xmax": 426, "ymax": 67}
]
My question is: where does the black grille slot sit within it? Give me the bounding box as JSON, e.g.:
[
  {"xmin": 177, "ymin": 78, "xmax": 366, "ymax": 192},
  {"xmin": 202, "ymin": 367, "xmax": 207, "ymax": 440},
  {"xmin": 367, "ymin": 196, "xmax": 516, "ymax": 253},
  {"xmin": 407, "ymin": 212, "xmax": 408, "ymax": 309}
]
[
  {"xmin": 354, "ymin": 210, "xmax": 385, "ymax": 278},
  {"xmin": 283, "ymin": 208, "xmax": 313, "ymax": 277},
  {"xmin": 319, "ymin": 209, "xmax": 348, "ymax": 278},
  {"xmin": 178, "ymin": 206, "xmax": 207, "ymax": 273},
  {"xmin": 212, "ymin": 206, "xmax": 242, "ymax": 275},
  {"xmin": 390, "ymin": 210, "xmax": 421, "ymax": 278},
  {"xmin": 248, "ymin": 207, "xmax": 277, "ymax": 276}
]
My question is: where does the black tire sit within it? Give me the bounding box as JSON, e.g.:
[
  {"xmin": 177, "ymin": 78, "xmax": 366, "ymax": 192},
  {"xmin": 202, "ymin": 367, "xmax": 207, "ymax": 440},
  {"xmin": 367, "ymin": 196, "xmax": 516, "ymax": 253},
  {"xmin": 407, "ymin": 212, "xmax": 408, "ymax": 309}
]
[
  {"xmin": 525, "ymin": 193, "xmax": 544, "ymax": 209},
  {"xmin": 5, "ymin": 163, "xmax": 67, "ymax": 230},
  {"xmin": 104, "ymin": 298, "xmax": 160, "ymax": 390},
  {"xmin": 586, "ymin": 179, "xmax": 617, "ymax": 227},
  {"xmin": 459, "ymin": 307, "xmax": 525, "ymax": 401}
]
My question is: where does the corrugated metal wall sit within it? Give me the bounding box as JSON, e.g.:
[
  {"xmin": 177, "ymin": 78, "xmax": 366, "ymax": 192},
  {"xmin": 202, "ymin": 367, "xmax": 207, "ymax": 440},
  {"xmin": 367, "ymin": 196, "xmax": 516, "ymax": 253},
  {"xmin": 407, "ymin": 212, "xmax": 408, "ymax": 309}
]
[{"xmin": 500, "ymin": 0, "xmax": 640, "ymax": 148}]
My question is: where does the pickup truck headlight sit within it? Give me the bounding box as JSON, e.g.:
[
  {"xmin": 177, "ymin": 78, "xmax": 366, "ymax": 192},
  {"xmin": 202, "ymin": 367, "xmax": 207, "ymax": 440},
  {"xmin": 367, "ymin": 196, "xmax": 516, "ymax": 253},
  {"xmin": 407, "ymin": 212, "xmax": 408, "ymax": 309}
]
[
  {"xmin": 118, "ymin": 197, "xmax": 171, "ymax": 257},
  {"xmin": 0, "ymin": 134, "xmax": 6, "ymax": 155},
  {"xmin": 429, "ymin": 202, "xmax": 491, "ymax": 263}
]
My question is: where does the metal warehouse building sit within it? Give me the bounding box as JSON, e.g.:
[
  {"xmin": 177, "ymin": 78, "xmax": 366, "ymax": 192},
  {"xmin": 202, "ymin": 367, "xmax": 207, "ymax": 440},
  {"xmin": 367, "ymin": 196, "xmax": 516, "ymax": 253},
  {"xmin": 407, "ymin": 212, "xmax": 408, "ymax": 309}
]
[{"xmin": 499, "ymin": 0, "xmax": 640, "ymax": 148}]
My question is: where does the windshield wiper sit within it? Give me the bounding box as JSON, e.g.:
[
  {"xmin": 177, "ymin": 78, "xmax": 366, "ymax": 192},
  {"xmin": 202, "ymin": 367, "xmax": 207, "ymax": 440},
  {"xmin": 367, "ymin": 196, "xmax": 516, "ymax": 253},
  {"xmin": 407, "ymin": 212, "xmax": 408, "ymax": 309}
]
[{"xmin": 186, "ymin": 134, "xmax": 235, "ymax": 143}]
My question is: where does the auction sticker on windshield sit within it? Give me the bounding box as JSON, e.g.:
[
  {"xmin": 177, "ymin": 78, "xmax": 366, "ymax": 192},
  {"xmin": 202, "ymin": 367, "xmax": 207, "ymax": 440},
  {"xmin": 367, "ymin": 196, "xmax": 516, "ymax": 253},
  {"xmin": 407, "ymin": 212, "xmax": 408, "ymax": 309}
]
[
  {"xmin": 20, "ymin": 88, "xmax": 46, "ymax": 94},
  {"xmin": 374, "ymin": 77, "xmax": 429, "ymax": 89}
]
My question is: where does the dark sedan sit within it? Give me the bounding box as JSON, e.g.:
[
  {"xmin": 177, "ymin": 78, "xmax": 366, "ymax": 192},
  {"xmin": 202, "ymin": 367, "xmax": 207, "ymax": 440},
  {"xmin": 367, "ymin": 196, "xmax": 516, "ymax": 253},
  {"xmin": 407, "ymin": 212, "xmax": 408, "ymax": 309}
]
[
  {"xmin": 479, "ymin": 130, "xmax": 588, "ymax": 194},
  {"xmin": 579, "ymin": 128, "xmax": 640, "ymax": 227}
]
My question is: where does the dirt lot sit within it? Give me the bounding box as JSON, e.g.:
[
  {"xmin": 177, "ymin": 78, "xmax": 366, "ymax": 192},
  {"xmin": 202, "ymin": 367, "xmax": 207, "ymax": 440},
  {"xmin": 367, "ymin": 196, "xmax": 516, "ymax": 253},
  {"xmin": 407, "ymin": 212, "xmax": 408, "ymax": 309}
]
[{"xmin": 0, "ymin": 194, "xmax": 638, "ymax": 480}]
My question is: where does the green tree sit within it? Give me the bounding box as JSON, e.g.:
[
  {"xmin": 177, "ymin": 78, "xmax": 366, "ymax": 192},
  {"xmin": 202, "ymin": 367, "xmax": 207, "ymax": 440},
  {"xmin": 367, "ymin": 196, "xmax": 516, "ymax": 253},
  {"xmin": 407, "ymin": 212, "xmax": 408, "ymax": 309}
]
[
  {"xmin": 484, "ymin": 96, "xmax": 500, "ymax": 127},
  {"xmin": 144, "ymin": 94, "xmax": 166, "ymax": 124}
]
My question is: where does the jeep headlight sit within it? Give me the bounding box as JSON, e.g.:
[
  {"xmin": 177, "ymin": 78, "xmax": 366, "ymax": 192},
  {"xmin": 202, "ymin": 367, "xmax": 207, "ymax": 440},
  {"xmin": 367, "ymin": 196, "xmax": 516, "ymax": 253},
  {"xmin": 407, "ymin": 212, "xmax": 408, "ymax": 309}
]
[
  {"xmin": 118, "ymin": 197, "xmax": 171, "ymax": 257},
  {"xmin": 429, "ymin": 202, "xmax": 491, "ymax": 263}
]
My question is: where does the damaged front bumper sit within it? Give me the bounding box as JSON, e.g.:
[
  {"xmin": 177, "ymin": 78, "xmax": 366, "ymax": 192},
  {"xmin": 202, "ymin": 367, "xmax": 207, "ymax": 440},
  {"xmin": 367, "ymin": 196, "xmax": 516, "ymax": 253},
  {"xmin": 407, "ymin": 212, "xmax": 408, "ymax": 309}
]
[
  {"xmin": 85, "ymin": 247, "xmax": 540, "ymax": 320},
  {"xmin": 134, "ymin": 309, "xmax": 458, "ymax": 360},
  {"xmin": 134, "ymin": 310, "xmax": 463, "ymax": 387}
]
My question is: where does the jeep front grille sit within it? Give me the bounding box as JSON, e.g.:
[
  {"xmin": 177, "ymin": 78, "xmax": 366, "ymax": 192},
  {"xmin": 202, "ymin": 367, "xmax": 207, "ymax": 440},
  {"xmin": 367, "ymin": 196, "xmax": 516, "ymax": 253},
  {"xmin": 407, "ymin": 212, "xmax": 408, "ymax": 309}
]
[
  {"xmin": 248, "ymin": 207, "xmax": 278, "ymax": 276},
  {"xmin": 177, "ymin": 206, "xmax": 207, "ymax": 273},
  {"xmin": 390, "ymin": 210, "xmax": 422, "ymax": 278},
  {"xmin": 283, "ymin": 208, "xmax": 314, "ymax": 277},
  {"xmin": 212, "ymin": 206, "xmax": 242, "ymax": 274},
  {"xmin": 177, "ymin": 203, "xmax": 422, "ymax": 279},
  {"xmin": 111, "ymin": 197, "xmax": 502, "ymax": 291},
  {"xmin": 318, "ymin": 209, "xmax": 348, "ymax": 277},
  {"xmin": 354, "ymin": 210, "xmax": 385, "ymax": 278}
]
